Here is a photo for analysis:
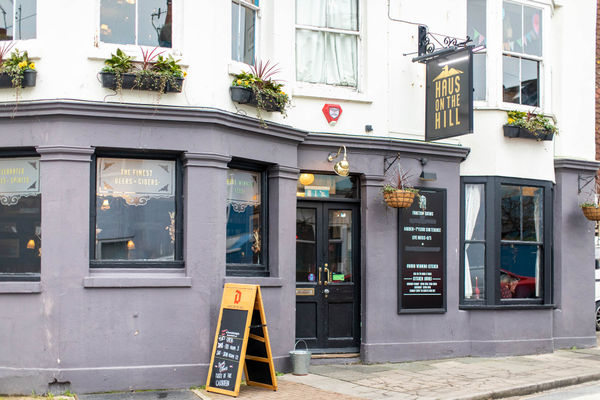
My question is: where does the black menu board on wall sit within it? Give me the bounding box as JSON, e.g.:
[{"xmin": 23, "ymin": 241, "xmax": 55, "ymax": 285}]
[{"xmin": 398, "ymin": 188, "xmax": 446, "ymax": 313}]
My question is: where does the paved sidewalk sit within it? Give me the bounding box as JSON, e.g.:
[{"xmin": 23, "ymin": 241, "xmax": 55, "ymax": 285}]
[{"xmin": 191, "ymin": 343, "xmax": 600, "ymax": 400}]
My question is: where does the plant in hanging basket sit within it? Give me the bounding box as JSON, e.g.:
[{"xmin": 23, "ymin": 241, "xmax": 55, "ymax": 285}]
[
  {"xmin": 382, "ymin": 167, "xmax": 419, "ymax": 209},
  {"xmin": 230, "ymin": 59, "xmax": 291, "ymax": 123},
  {"xmin": 580, "ymin": 203, "xmax": 600, "ymax": 221},
  {"xmin": 503, "ymin": 110, "xmax": 557, "ymax": 141}
]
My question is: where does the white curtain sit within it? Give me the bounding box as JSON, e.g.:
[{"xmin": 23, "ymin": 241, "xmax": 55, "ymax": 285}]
[
  {"xmin": 533, "ymin": 187, "xmax": 542, "ymax": 297},
  {"xmin": 296, "ymin": 0, "xmax": 358, "ymax": 86},
  {"xmin": 464, "ymin": 184, "xmax": 482, "ymax": 298}
]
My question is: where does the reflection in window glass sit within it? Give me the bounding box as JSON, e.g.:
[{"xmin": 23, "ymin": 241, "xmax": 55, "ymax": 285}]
[
  {"xmin": 95, "ymin": 158, "xmax": 176, "ymax": 261},
  {"xmin": 0, "ymin": 0, "xmax": 36, "ymax": 40},
  {"xmin": 296, "ymin": 173, "xmax": 358, "ymax": 199},
  {"xmin": 232, "ymin": 1, "xmax": 256, "ymax": 65},
  {"xmin": 296, "ymin": 208, "xmax": 316, "ymax": 282},
  {"xmin": 328, "ymin": 209, "xmax": 352, "ymax": 283},
  {"xmin": 500, "ymin": 244, "xmax": 540, "ymax": 299},
  {"xmin": 0, "ymin": 158, "xmax": 40, "ymax": 280},
  {"xmin": 503, "ymin": 2, "xmax": 522, "ymax": 53},
  {"xmin": 472, "ymin": 52, "xmax": 486, "ymax": 101},
  {"xmin": 523, "ymin": 6, "xmax": 542, "ymax": 57},
  {"xmin": 467, "ymin": 0, "xmax": 486, "ymax": 101},
  {"xmin": 521, "ymin": 59, "xmax": 539, "ymax": 106},
  {"xmin": 502, "ymin": 55, "xmax": 520, "ymax": 104},
  {"xmin": 226, "ymin": 169, "xmax": 262, "ymax": 265},
  {"xmin": 100, "ymin": 0, "xmax": 172, "ymax": 47}
]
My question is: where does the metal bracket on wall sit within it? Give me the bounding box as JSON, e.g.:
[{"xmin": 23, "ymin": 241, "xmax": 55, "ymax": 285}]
[
  {"xmin": 578, "ymin": 173, "xmax": 595, "ymax": 194},
  {"xmin": 384, "ymin": 153, "xmax": 401, "ymax": 175}
]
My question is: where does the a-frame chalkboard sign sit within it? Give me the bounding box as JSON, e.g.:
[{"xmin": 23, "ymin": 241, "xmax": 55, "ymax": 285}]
[{"xmin": 206, "ymin": 283, "xmax": 277, "ymax": 397}]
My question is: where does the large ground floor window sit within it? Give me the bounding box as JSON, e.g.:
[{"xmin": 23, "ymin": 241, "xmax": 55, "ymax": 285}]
[
  {"xmin": 0, "ymin": 157, "xmax": 41, "ymax": 281},
  {"xmin": 461, "ymin": 176, "xmax": 552, "ymax": 307}
]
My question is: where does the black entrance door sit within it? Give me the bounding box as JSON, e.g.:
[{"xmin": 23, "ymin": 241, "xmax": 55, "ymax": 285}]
[{"xmin": 295, "ymin": 201, "xmax": 360, "ymax": 352}]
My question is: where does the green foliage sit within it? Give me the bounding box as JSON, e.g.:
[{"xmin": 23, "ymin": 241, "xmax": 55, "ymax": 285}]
[
  {"xmin": 46, "ymin": 392, "xmax": 54, "ymax": 399},
  {"xmin": 190, "ymin": 385, "xmax": 206, "ymax": 390},
  {"xmin": 63, "ymin": 389, "xmax": 75, "ymax": 397},
  {"xmin": 1, "ymin": 49, "xmax": 35, "ymax": 89},
  {"xmin": 102, "ymin": 48, "xmax": 134, "ymax": 74},
  {"xmin": 231, "ymin": 60, "xmax": 291, "ymax": 123},
  {"xmin": 101, "ymin": 48, "xmax": 185, "ymax": 96},
  {"xmin": 506, "ymin": 110, "xmax": 558, "ymax": 136},
  {"xmin": 580, "ymin": 203, "xmax": 599, "ymax": 208}
]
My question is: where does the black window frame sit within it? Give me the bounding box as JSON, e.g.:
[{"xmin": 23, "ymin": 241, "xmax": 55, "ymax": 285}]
[
  {"xmin": 0, "ymin": 148, "xmax": 41, "ymax": 281},
  {"xmin": 89, "ymin": 149, "xmax": 184, "ymax": 269},
  {"xmin": 226, "ymin": 158, "xmax": 269, "ymax": 277},
  {"xmin": 460, "ymin": 176, "xmax": 553, "ymax": 308}
]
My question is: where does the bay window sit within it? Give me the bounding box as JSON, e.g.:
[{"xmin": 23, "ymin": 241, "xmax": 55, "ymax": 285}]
[
  {"xmin": 0, "ymin": 0, "xmax": 36, "ymax": 40},
  {"xmin": 91, "ymin": 155, "xmax": 183, "ymax": 268},
  {"xmin": 232, "ymin": 0, "xmax": 259, "ymax": 65},
  {"xmin": 0, "ymin": 157, "xmax": 40, "ymax": 281},
  {"xmin": 226, "ymin": 163, "xmax": 267, "ymax": 276},
  {"xmin": 295, "ymin": 0, "xmax": 359, "ymax": 87},
  {"xmin": 100, "ymin": 0, "xmax": 172, "ymax": 48},
  {"xmin": 461, "ymin": 177, "xmax": 552, "ymax": 306}
]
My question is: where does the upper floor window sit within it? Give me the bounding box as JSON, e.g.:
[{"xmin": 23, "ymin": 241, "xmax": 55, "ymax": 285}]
[
  {"xmin": 100, "ymin": 0, "xmax": 172, "ymax": 48},
  {"xmin": 467, "ymin": 0, "xmax": 486, "ymax": 101},
  {"xmin": 502, "ymin": 1, "xmax": 542, "ymax": 106},
  {"xmin": 232, "ymin": 0, "xmax": 258, "ymax": 65},
  {"xmin": 295, "ymin": 0, "xmax": 359, "ymax": 87},
  {"xmin": 0, "ymin": 157, "xmax": 40, "ymax": 281},
  {"xmin": 0, "ymin": 0, "xmax": 36, "ymax": 41},
  {"xmin": 226, "ymin": 164, "xmax": 267, "ymax": 276},
  {"xmin": 91, "ymin": 155, "xmax": 183, "ymax": 268}
]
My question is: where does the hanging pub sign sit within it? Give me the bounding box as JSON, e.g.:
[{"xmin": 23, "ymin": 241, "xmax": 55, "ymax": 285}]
[
  {"xmin": 425, "ymin": 47, "xmax": 473, "ymax": 141},
  {"xmin": 398, "ymin": 188, "xmax": 446, "ymax": 313}
]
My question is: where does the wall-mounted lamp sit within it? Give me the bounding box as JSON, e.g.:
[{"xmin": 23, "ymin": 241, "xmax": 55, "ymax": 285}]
[
  {"xmin": 327, "ymin": 146, "xmax": 350, "ymax": 176},
  {"xmin": 101, "ymin": 199, "xmax": 110, "ymax": 211},
  {"xmin": 127, "ymin": 240, "xmax": 135, "ymax": 250},
  {"xmin": 26, "ymin": 239, "xmax": 35, "ymax": 249},
  {"xmin": 419, "ymin": 158, "xmax": 437, "ymax": 181},
  {"xmin": 299, "ymin": 173, "xmax": 315, "ymax": 186}
]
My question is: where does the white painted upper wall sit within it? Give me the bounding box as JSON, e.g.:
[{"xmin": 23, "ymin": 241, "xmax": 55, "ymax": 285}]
[{"xmin": 0, "ymin": 0, "xmax": 595, "ymax": 181}]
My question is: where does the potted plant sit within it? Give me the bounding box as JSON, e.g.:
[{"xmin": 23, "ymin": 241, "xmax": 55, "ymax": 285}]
[
  {"xmin": 99, "ymin": 47, "xmax": 185, "ymax": 94},
  {"xmin": 581, "ymin": 202, "xmax": 600, "ymax": 221},
  {"xmin": 0, "ymin": 42, "xmax": 36, "ymax": 89},
  {"xmin": 230, "ymin": 60, "xmax": 290, "ymax": 120},
  {"xmin": 503, "ymin": 111, "xmax": 557, "ymax": 141},
  {"xmin": 382, "ymin": 169, "xmax": 419, "ymax": 209}
]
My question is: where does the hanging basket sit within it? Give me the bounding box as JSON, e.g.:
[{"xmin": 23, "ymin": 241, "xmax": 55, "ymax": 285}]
[
  {"xmin": 384, "ymin": 189, "xmax": 416, "ymax": 208},
  {"xmin": 582, "ymin": 206, "xmax": 600, "ymax": 221}
]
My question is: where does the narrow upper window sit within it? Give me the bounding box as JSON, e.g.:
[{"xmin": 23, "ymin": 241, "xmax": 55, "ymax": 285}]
[
  {"xmin": 232, "ymin": 0, "xmax": 259, "ymax": 65},
  {"xmin": 467, "ymin": 0, "xmax": 486, "ymax": 101},
  {"xmin": 0, "ymin": 0, "xmax": 36, "ymax": 40},
  {"xmin": 0, "ymin": 157, "xmax": 40, "ymax": 281},
  {"xmin": 502, "ymin": 1, "xmax": 542, "ymax": 106},
  {"xmin": 100, "ymin": 0, "xmax": 172, "ymax": 48},
  {"xmin": 295, "ymin": 0, "xmax": 359, "ymax": 87},
  {"xmin": 226, "ymin": 166, "xmax": 267, "ymax": 276},
  {"xmin": 92, "ymin": 156, "xmax": 182, "ymax": 267}
]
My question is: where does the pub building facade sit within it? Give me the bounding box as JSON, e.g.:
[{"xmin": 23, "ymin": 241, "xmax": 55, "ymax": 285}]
[{"xmin": 0, "ymin": 0, "xmax": 597, "ymax": 394}]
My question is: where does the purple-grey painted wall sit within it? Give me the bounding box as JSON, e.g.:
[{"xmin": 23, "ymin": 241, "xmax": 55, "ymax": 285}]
[{"xmin": 0, "ymin": 101, "xmax": 597, "ymax": 395}]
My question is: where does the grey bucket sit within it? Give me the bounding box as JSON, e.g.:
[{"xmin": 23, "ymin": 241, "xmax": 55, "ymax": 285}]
[{"xmin": 289, "ymin": 340, "xmax": 311, "ymax": 375}]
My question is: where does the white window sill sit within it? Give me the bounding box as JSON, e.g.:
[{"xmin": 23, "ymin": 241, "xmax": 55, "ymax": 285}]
[
  {"xmin": 0, "ymin": 281, "xmax": 41, "ymax": 293},
  {"xmin": 88, "ymin": 44, "xmax": 188, "ymax": 67},
  {"xmin": 223, "ymin": 277, "xmax": 283, "ymax": 287},
  {"xmin": 84, "ymin": 269, "xmax": 192, "ymax": 288},
  {"xmin": 474, "ymin": 102, "xmax": 554, "ymax": 118},
  {"xmin": 292, "ymin": 83, "xmax": 372, "ymax": 104}
]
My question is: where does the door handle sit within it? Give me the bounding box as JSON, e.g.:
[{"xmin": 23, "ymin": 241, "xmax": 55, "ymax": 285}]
[
  {"xmin": 323, "ymin": 267, "xmax": 329, "ymax": 285},
  {"xmin": 318, "ymin": 267, "xmax": 322, "ymax": 285}
]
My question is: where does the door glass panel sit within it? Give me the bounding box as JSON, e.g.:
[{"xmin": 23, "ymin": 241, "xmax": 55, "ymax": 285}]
[
  {"xmin": 297, "ymin": 174, "xmax": 358, "ymax": 199},
  {"xmin": 296, "ymin": 208, "xmax": 317, "ymax": 282},
  {"xmin": 328, "ymin": 210, "xmax": 352, "ymax": 283}
]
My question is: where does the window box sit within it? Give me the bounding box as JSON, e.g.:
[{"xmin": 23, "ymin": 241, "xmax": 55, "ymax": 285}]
[
  {"xmin": 503, "ymin": 125, "xmax": 554, "ymax": 141},
  {"xmin": 0, "ymin": 70, "xmax": 36, "ymax": 88},
  {"xmin": 99, "ymin": 72, "xmax": 183, "ymax": 93},
  {"xmin": 229, "ymin": 86, "xmax": 283, "ymax": 112}
]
